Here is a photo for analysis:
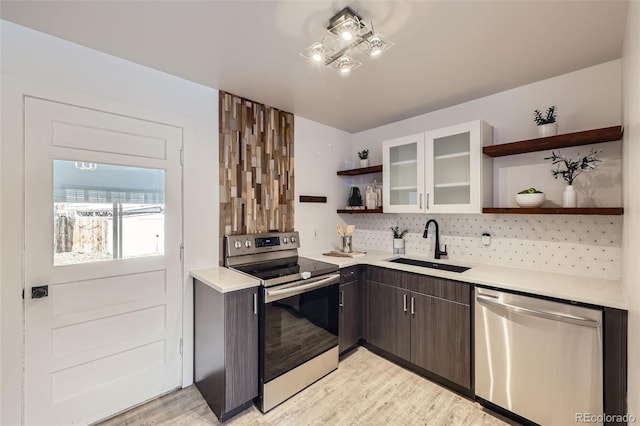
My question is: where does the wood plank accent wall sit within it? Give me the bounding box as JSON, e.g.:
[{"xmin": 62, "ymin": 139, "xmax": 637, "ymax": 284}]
[{"xmin": 219, "ymin": 92, "xmax": 295, "ymax": 236}]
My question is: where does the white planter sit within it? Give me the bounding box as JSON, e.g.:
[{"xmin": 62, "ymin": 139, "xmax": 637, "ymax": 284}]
[
  {"xmin": 563, "ymin": 185, "xmax": 577, "ymax": 208},
  {"xmin": 537, "ymin": 123, "xmax": 558, "ymax": 137},
  {"xmin": 393, "ymin": 238, "xmax": 405, "ymax": 255},
  {"xmin": 359, "ymin": 158, "xmax": 370, "ymax": 168}
]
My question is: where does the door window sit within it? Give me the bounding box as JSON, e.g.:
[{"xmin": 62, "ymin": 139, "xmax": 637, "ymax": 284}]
[{"xmin": 53, "ymin": 160, "xmax": 165, "ymax": 265}]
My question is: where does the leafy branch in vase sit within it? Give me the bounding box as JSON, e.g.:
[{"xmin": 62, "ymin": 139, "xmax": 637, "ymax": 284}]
[
  {"xmin": 544, "ymin": 148, "xmax": 601, "ymax": 185},
  {"xmin": 533, "ymin": 106, "xmax": 557, "ymax": 125},
  {"xmin": 390, "ymin": 226, "xmax": 408, "ymax": 239}
]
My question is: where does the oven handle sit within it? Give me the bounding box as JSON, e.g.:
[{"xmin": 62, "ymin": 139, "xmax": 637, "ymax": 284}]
[{"xmin": 265, "ymin": 274, "xmax": 340, "ymax": 301}]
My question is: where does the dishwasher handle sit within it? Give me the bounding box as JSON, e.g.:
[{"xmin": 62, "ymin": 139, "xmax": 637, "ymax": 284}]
[{"xmin": 476, "ymin": 294, "xmax": 600, "ymax": 328}]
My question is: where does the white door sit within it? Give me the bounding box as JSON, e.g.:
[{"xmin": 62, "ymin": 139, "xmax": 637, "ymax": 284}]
[
  {"xmin": 24, "ymin": 97, "xmax": 183, "ymax": 425},
  {"xmin": 382, "ymin": 133, "xmax": 426, "ymax": 213}
]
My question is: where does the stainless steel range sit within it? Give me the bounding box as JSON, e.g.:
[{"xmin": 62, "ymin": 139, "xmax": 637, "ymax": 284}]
[{"xmin": 225, "ymin": 231, "xmax": 340, "ymax": 413}]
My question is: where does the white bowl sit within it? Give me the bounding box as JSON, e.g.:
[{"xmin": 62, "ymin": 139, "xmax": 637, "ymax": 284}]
[{"xmin": 515, "ymin": 193, "xmax": 545, "ymax": 208}]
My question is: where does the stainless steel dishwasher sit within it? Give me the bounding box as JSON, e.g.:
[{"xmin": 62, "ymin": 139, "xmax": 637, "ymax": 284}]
[{"xmin": 475, "ymin": 287, "xmax": 603, "ymax": 425}]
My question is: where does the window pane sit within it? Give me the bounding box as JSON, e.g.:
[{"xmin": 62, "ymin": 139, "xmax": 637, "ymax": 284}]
[{"xmin": 53, "ymin": 160, "xmax": 165, "ymax": 266}]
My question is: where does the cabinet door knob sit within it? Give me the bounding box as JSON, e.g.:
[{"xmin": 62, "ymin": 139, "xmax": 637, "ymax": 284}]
[
  {"xmin": 403, "ymin": 294, "xmax": 408, "ymax": 312},
  {"xmin": 419, "ymin": 193, "xmax": 423, "ymax": 210},
  {"xmin": 411, "ymin": 296, "xmax": 415, "ymax": 315},
  {"xmin": 253, "ymin": 293, "xmax": 258, "ymax": 315},
  {"xmin": 339, "ymin": 290, "xmax": 344, "ymax": 307}
]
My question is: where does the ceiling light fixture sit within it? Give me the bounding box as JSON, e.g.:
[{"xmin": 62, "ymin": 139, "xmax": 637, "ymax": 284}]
[{"xmin": 301, "ymin": 7, "xmax": 394, "ymax": 75}]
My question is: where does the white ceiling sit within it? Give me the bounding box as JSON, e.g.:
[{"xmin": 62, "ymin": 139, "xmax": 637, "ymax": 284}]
[{"xmin": 0, "ymin": 1, "xmax": 629, "ymax": 133}]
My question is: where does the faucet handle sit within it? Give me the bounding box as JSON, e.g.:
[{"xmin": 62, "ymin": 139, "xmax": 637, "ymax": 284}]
[{"xmin": 439, "ymin": 244, "xmax": 448, "ymax": 256}]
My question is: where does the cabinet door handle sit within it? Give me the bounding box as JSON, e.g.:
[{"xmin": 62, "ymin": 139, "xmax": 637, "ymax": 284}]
[
  {"xmin": 253, "ymin": 292, "xmax": 258, "ymax": 315},
  {"xmin": 340, "ymin": 290, "xmax": 344, "ymax": 307},
  {"xmin": 426, "ymin": 193, "xmax": 430, "ymax": 209},
  {"xmin": 411, "ymin": 296, "xmax": 415, "ymax": 315},
  {"xmin": 403, "ymin": 294, "xmax": 408, "ymax": 312},
  {"xmin": 419, "ymin": 193, "xmax": 423, "ymax": 209}
]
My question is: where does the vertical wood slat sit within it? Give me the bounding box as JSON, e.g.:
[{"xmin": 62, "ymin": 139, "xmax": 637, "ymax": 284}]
[{"xmin": 219, "ymin": 91, "xmax": 294, "ymax": 236}]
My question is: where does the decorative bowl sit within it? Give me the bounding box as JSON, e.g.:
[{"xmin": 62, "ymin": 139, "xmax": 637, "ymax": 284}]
[{"xmin": 515, "ymin": 193, "xmax": 545, "ymax": 208}]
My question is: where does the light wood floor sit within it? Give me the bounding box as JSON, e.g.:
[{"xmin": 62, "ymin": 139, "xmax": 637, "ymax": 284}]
[{"xmin": 98, "ymin": 347, "xmax": 515, "ymax": 425}]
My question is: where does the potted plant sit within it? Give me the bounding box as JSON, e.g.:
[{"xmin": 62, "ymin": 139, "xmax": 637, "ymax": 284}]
[
  {"xmin": 533, "ymin": 105, "xmax": 558, "ymax": 137},
  {"xmin": 390, "ymin": 226, "xmax": 408, "ymax": 255},
  {"xmin": 544, "ymin": 148, "xmax": 601, "ymax": 207},
  {"xmin": 358, "ymin": 149, "xmax": 370, "ymax": 167}
]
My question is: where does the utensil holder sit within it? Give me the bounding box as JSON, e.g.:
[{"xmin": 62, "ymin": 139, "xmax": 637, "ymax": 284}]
[{"xmin": 341, "ymin": 236, "xmax": 352, "ymax": 253}]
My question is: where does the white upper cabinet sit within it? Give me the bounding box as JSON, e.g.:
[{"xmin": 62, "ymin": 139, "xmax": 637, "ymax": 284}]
[
  {"xmin": 383, "ymin": 133, "xmax": 425, "ymax": 213},
  {"xmin": 383, "ymin": 120, "xmax": 492, "ymax": 214}
]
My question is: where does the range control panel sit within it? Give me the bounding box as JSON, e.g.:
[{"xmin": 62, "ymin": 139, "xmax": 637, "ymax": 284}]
[{"xmin": 225, "ymin": 231, "xmax": 300, "ymax": 257}]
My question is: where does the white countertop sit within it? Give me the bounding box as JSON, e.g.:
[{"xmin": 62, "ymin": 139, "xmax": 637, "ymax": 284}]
[
  {"xmin": 303, "ymin": 250, "xmax": 628, "ymax": 310},
  {"xmin": 190, "ymin": 267, "xmax": 260, "ymax": 293}
]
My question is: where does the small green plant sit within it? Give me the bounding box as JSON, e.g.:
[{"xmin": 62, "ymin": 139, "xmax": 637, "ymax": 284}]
[
  {"xmin": 518, "ymin": 187, "xmax": 543, "ymax": 194},
  {"xmin": 358, "ymin": 149, "xmax": 369, "ymax": 160},
  {"xmin": 533, "ymin": 106, "xmax": 557, "ymax": 125},
  {"xmin": 544, "ymin": 149, "xmax": 601, "ymax": 185},
  {"xmin": 390, "ymin": 226, "xmax": 408, "ymax": 239}
]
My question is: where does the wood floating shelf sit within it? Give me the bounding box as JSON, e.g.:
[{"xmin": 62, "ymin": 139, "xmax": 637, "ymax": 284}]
[
  {"xmin": 337, "ymin": 208, "xmax": 384, "ymax": 214},
  {"xmin": 337, "ymin": 165, "xmax": 383, "ymax": 176},
  {"xmin": 482, "ymin": 126, "xmax": 623, "ymax": 158},
  {"xmin": 483, "ymin": 207, "xmax": 623, "ymax": 215},
  {"xmin": 299, "ymin": 195, "xmax": 327, "ymax": 203}
]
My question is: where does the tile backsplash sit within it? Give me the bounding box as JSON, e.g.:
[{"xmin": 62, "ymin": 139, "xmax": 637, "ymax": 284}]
[{"xmin": 348, "ymin": 214, "xmax": 622, "ymax": 279}]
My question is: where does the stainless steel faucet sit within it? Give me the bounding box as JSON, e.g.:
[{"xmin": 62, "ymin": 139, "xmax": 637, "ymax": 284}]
[{"xmin": 423, "ymin": 219, "xmax": 448, "ymax": 259}]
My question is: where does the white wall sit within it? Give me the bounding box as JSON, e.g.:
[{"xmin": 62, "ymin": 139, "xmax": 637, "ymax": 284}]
[
  {"xmin": 0, "ymin": 20, "xmax": 218, "ymax": 425},
  {"xmin": 622, "ymin": 1, "xmax": 640, "ymax": 416},
  {"xmin": 352, "ymin": 61, "xmax": 622, "ymax": 209},
  {"xmin": 294, "ymin": 117, "xmax": 353, "ymax": 254}
]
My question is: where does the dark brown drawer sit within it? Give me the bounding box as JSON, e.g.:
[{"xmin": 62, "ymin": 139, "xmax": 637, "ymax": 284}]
[
  {"xmin": 366, "ymin": 266, "xmax": 405, "ymax": 289},
  {"xmin": 405, "ymin": 273, "xmax": 470, "ymax": 305},
  {"xmin": 340, "ymin": 266, "xmax": 359, "ymax": 283}
]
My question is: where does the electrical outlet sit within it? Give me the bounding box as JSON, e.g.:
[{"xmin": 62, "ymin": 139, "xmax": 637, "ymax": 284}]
[{"xmin": 481, "ymin": 232, "xmax": 491, "ymax": 247}]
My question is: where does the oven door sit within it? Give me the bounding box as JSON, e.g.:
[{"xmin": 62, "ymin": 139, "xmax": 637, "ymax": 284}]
[{"xmin": 260, "ymin": 273, "xmax": 340, "ymax": 384}]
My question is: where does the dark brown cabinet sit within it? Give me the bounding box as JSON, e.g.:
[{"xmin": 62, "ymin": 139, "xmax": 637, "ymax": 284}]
[
  {"xmin": 364, "ymin": 266, "xmax": 472, "ymax": 391},
  {"xmin": 194, "ymin": 281, "xmax": 258, "ymax": 422},
  {"xmin": 409, "ymin": 291, "xmax": 471, "ymax": 388},
  {"xmin": 365, "ymin": 281, "xmax": 411, "ymax": 360},
  {"xmin": 339, "ymin": 266, "xmax": 361, "ymax": 353}
]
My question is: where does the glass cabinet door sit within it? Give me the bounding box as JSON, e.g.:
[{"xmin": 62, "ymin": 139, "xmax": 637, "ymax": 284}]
[
  {"xmin": 383, "ymin": 133, "xmax": 425, "ymax": 213},
  {"xmin": 424, "ymin": 120, "xmax": 489, "ymax": 213},
  {"xmin": 432, "ymin": 131, "xmax": 471, "ymax": 206}
]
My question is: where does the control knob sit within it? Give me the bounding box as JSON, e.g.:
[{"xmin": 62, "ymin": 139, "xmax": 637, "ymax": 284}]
[
  {"xmin": 234, "ymin": 241, "xmax": 242, "ymax": 249},
  {"xmin": 290, "ymin": 235, "xmax": 297, "ymax": 243},
  {"xmin": 283, "ymin": 237, "xmax": 289, "ymax": 244},
  {"xmin": 245, "ymin": 240, "xmax": 252, "ymax": 248}
]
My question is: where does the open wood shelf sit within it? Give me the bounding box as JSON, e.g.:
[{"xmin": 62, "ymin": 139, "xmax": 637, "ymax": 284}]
[
  {"xmin": 483, "ymin": 207, "xmax": 623, "ymax": 215},
  {"xmin": 482, "ymin": 126, "xmax": 623, "ymax": 157},
  {"xmin": 337, "ymin": 208, "xmax": 383, "ymax": 214},
  {"xmin": 337, "ymin": 165, "xmax": 383, "ymax": 176}
]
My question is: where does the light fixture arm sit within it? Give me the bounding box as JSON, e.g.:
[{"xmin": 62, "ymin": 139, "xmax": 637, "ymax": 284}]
[{"xmin": 324, "ymin": 29, "xmax": 373, "ymax": 66}]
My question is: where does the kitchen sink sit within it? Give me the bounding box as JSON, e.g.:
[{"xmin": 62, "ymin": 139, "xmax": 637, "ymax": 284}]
[{"xmin": 388, "ymin": 257, "xmax": 471, "ymax": 273}]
